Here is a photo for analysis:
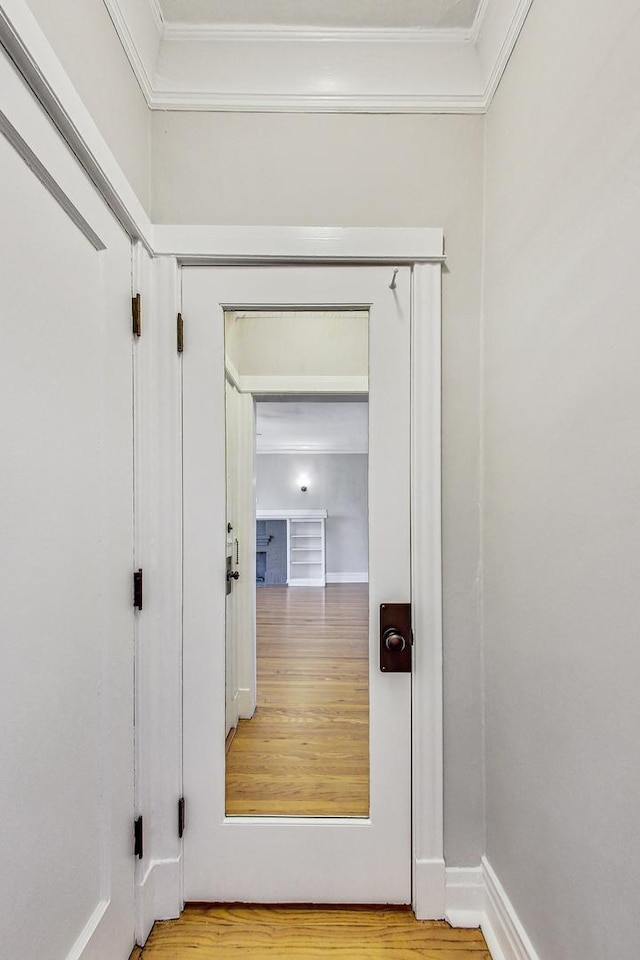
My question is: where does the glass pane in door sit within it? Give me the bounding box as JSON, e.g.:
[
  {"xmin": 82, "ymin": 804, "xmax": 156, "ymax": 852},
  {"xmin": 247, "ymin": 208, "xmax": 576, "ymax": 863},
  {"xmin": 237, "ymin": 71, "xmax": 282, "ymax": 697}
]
[{"xmin": 223, "ymin": 309, "xmax": 370, "ymax": 817}]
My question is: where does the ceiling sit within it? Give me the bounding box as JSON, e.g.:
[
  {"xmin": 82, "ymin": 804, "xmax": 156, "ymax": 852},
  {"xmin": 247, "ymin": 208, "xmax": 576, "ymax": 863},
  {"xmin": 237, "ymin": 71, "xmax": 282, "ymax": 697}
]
[
  {"xmin": 256, "ymin": 401, "xmax": 368, "ymax": 455},
  {"xmin": 105, "ymin": 0, "xmax": 532, "ymax": 112},
  {"xmin": 158, "ymin": 0, "xmax": 482, "ymax": 30}
]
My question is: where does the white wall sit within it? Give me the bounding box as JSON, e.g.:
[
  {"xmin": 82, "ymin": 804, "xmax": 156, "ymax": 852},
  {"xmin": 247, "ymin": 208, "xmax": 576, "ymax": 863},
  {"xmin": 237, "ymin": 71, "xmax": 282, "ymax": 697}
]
[
  {"xmin": 25, "ymin": 0, "xmax": 151, "ymax": 211},
  {"xmin": 153, "ymin": 110, "xmax": 485, "ymax": 867},
  {"xmin": 483, "ymin": 0, "xmax": 640, "ymax": 957},
  {"xmin": 257, "ymin": 454, "xmax": 369, "ymax": 578}
]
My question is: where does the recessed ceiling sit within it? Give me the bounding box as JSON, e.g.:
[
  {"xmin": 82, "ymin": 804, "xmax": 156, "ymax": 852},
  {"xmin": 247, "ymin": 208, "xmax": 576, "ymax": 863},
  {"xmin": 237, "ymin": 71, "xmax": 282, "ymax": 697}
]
[
  {"xmin": 105, "ymin": 0, "xmax": 533, "ymax": 112},
  {"xmin": 158, "ymin": 0, "xmax": 482, "ymax": 30},
  {"xmin": 256, "ymin": 401, "xmax": 368, "ymax": 455}
]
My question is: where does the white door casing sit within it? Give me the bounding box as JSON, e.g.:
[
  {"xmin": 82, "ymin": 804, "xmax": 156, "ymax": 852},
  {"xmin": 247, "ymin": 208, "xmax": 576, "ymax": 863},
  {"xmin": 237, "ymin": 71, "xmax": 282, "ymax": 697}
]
[
  {"xmin": 183, "ymin": 265, "xmax": 415, "ymax": 903},
  {"xmin": 224, "ymin": 379, "xmax": 257, "ymax": 732}
]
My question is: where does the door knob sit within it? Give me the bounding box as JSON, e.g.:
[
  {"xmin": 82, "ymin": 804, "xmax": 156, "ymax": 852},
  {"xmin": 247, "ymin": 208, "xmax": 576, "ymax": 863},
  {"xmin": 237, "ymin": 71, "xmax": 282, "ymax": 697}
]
[
  {"xmin": 383, "ymin": 627, "xmax": 406, "ymax": 653},
  {"xmin": 226, "ymin": 570, "xmax": 240, "ymax": 581},
  {"xmin": 379, "ymin": 603, "xmax": 412, "ymax": 673}
]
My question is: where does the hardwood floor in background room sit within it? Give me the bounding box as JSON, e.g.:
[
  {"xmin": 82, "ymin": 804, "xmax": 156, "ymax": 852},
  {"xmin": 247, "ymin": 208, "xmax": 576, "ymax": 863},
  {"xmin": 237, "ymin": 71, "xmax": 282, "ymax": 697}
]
[
  {"xmin": 226, "ymin": 584, "xmax": 369, "ymax": 816},
  {"xmin": 137, "ymin": 906, "xmax": 491, "ymax": 959}
]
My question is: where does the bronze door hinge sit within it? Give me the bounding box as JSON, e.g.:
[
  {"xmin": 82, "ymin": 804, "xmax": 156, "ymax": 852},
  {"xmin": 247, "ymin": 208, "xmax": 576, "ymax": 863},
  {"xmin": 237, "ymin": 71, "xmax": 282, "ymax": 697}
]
[
  {"xmin": 177, "ymin": 313, "xmax": 184, "ymax": 353},
  {"xmin": 133, "ymin": 568, "xmax": 143, "ymax": 610},
  {"xmin": 132, "ymin": 293, "xmax": 141, "ymax": 337},
  {"xmin": 134, "ymin": 815, "xmax": 143, "ymax": 859}
]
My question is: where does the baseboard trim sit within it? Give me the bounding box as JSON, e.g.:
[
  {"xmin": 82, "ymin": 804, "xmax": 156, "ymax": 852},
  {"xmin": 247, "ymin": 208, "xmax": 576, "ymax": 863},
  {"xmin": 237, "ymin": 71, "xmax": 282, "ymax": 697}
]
[
  {"xmin": 440, "ymin": 860, "xmax": 539, "ymax": 960},
  {"xmin": 413, "ymin": 858, "xmax": 446, "ymax": 919},
  {"xmin": 445, "ymin": 865, "xmax": 484, "ymax": 928},
  {"xmin": 326, "ymin": 572, "xmax": 369, "ymax": 583},
  {"xmin": 481, "ymin": 857, "xmax": 540, "ymax": 960},
  {"xmin": 237, "ymin": 687, "xmax": 255, "ymax": 719},
  {"xmin": 136, "ymin": 857, "xmax": 182, "ymax": 946}
]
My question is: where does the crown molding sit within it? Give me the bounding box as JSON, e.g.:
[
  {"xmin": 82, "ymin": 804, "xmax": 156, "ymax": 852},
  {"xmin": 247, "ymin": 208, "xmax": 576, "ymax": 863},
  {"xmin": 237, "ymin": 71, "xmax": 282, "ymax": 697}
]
[
  {"xmin": 482, "ymin": 0, "xmax": 534, "ymax": 104},
  {"xmin": 147, "ymin": 0, "xmax": 164, "ymax": 37},
  {"xmin": 97, "ymin": 0, "xmax": 536, "ymax": 114},
  {"xmin": 162, "ymin": 22, "xmax": 474, "ymax": 44},
  {"xmin": 469, "ymin": 0, "xmax": 492, "ymax": 42},
  {"xmin": 147, "ymin": 89, "xmax": 488, "ymax": 114},
  {"xmin": 102, "ymin": 0, "xmax": 155, "ymax": 101}
]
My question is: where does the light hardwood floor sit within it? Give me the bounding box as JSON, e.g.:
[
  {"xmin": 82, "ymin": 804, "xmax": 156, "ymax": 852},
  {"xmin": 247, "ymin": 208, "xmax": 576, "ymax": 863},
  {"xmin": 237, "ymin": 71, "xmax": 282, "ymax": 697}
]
[
  {"xmin": 136, "ymin": 906, "xmax": 491, "ymax": 959},
  {"xmin": 226, "ymin": 584, "xmax": 369, "ymax": 816}
]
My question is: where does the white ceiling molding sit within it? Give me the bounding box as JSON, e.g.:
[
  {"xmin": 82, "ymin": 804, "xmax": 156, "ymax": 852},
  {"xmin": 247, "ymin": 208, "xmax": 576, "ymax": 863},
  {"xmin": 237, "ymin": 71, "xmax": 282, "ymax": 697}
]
[
  {"xmin": 104, "ymin": 0, "xmax": 533, "ymax": 113},
  {"xmin": 469, "ymin": 0, "xmax": 491, "ymax": 43},
  {"xmin": 102, "ymin": 0, "xmax": 157, "ymax": 102},
  {"xmin": 147, "ymin": 0, "xmax": 165, "ymax": 37},
  {"xmin": 162, "ymin": 23, "xmax": 474, "ymax": 44}
]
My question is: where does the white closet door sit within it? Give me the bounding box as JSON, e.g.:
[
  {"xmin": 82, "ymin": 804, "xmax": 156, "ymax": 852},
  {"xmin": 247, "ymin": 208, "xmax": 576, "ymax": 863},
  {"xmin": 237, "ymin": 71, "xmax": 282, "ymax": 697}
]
[{"xmin": 0, "ymin": 52, "xmax": 135, "ymax": 960}]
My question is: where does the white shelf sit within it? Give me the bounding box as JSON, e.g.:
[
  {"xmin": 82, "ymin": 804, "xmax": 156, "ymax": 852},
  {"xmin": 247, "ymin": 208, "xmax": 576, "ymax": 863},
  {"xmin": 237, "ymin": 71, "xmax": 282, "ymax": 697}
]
[{"xmin": 286, "ymin": 514, "xmax": 326, "ymax": 586}]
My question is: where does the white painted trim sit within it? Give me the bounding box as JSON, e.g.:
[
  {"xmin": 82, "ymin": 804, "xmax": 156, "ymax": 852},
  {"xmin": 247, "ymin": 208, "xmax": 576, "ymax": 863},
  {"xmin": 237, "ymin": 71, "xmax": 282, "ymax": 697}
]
[
  {"xmin": 477, "ymin": 0, "xmax": 534, "ymax": 107},
  {"xmin": 237, "ymin": 687, "xmax": 255, "ymax": 719},
  {"xmin": 437, "ymin": 860, "xmax": 542, "ymax": 960},
  {"xmin": 134, "ymin": 252, "xmax": 184, "ymax": 945},
  {"xmin": 163, "ymin": 22, "xmax": 474, "ymax": 44},
  {"xmin": 243, "ymin": 375, "xmax": 368, "ymax": 395},
  {"xmin": 147, "ymin": 0, "xmax": 164, "ymax": 36},
  {"xmin": 98, "ymin": 0, "xmax": 529, "ymax": 114},
  {"xmin": 411, "ymin": 264, "xmax": 444, "ymax": 919},
  {"xmin": 148, "ymin": 90, "xmax": 488, "ymax": 114},
  {"xmin": 152, "ymin": 226, "xmax": 444, "ymax": 264},
  {"xmin": 326, "ymin": 572, "xmax": 368, "ymax": 584},
  {"xmin": 0, "ymin": 0, "xmax": 152, "ymax": 246},
  {"xmin": 0, "ymin": 101, "xmax": 104, "ymax": 251},
  {"xmin": 102, "ymin": 0, "xmax": 155, "ymax": 101},
  {"xmin": 482, "ymin": 858, "xmax": 541, "ymax": 960},
  {"xmin": 258, "ymin": 509, "xmax": 328, "ymax": 520},
  {"xmin": 413, "ymin": 859, "xmax": 446, "ymax": 921},
  {"xmin": 137, "ymin": 858, "xmax": 182, "ymax": 946},
  {"xmin": 224, "ymin": 357, "xmax": 242, "ymax": 392},
  {"xmin": 469, "ymin": 0, "xmax": 492, "ymax": 43},
  {"xmin": 445, "ymin": 866, "xmax": 484, "ymax": 929},
  {"xmin": 66, "ymin": 900, "xmax": 110, "ymax": 960}
]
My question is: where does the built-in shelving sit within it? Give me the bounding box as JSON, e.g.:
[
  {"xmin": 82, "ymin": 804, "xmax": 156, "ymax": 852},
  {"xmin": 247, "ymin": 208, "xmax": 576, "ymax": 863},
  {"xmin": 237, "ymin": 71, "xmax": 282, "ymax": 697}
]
[{"xmin": 256, "ymin": 509, "xmax": 327, "ymax": 587}]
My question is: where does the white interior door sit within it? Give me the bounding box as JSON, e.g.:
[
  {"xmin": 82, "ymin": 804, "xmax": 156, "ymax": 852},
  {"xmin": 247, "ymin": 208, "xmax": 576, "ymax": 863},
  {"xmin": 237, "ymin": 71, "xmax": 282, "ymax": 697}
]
[
  {"xmin": 183, "ymin": 265, "xmax": 412, "ymax": 902},
  {"xmin": 0, "ymin": 49, "xmax": 135, "ymax": 960}
]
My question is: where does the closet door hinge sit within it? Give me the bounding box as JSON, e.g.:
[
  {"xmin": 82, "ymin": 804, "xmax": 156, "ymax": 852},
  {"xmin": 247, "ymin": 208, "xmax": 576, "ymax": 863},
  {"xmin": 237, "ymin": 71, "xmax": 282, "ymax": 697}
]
[
  {"xmin": 132, "ymin": 293, "xmax": 141, "ymax": 338},
  {"xmin": 133, "ymin": 568, "xmax": 143, "ymax": 611},
  {"xmin": 178, "ymin": 796, "xmax": 186, "ymax": 838},
  {"xmin": 177, "ymin": 312, "xmax": 184, "ymax": 354},
  {"xmin": 134, "ymin": 816, "xmax": 143, "ymax": 859}
]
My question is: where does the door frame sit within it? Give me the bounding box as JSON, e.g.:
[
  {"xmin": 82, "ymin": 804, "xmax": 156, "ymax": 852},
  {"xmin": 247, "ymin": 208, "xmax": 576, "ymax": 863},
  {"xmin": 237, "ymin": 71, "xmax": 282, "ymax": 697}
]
[{"xmin": 163, "ymin": 226, "xmax": 445, "ymax": 919}]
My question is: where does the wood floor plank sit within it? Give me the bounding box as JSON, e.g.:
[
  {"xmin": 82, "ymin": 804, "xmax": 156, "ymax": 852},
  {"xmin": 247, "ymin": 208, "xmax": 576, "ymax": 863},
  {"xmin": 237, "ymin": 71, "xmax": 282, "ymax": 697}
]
[
  {"xmin": 226, "ymin": 584, "xmax": 370, "ymax": 817},
  {"xmin": 139, "ymin": 906, "xmax": 491, "ymax": 959}
]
